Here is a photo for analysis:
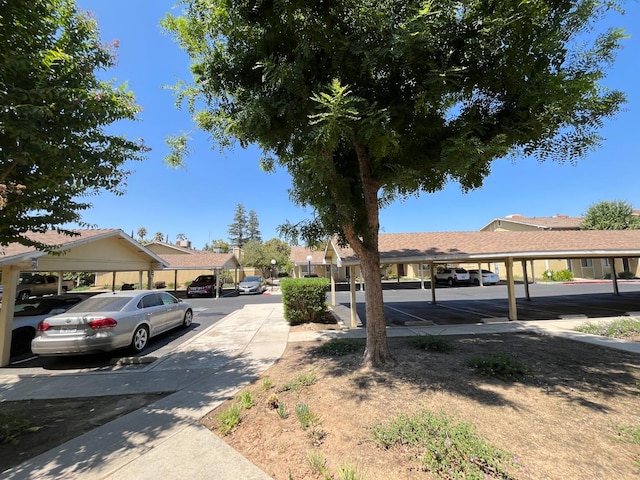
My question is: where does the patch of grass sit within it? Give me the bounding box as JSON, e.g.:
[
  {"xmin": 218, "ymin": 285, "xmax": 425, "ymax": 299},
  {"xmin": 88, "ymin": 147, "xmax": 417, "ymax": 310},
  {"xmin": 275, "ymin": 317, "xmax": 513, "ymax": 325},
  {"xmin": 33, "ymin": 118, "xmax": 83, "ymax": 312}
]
[
  {"xmin": 277, "ymin": 403, "xmax": 288, "ymax": 419},
  {"xmin": 314, "ymin": 338, "xmax": 364, "ymax": 356},
  {"xmin": 295, "ymin": 403, "xmax": 322, "ymax": 430},
  {"xmin": 306, "ymin": 450, "xmax": 331, "ymax": 479},
  {"xmin": 218, "ymin": 404, "xmax": 241, "ymax": 435},
  {"xmin": 278, "ymin": 371, "xmax": 317, "ymax": 392},
  {"xmin": 237, "ymin": 390, "xmax": 254, "ymax": 409},
  {"xmin": 409, "ymin": 335, "xmax": 454, "ymax": 353},
  {"xmin": 0, "ymin": 413, "xmax": 40, "ymax": 445},
  {"xmin": 261, "ymin": 377, "xmax": 274, "ymax": 390},
  {"xmin": 575, "ymin": 317, "xmax": 640, "ymax": 338},
  {"xmin": 465, "ymin": 351, "xmax": 528, "ymax": 381},
  {"xmin": 337, "ymin": 462, "xmax": 363, "ymax": 480},
  {"xmin": 613, "ymin": 423, "xmax": 640, "ymax": 445},
  {"xmin": 372, "ymin": 409, "xmax": 518, "ymax": 479}
]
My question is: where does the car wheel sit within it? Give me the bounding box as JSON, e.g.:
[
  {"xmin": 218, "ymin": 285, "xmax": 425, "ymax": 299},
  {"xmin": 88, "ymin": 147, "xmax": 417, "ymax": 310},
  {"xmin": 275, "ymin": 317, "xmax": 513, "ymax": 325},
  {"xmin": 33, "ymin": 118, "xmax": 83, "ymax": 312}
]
[
  {"xmin": 130, "ymin": 325, "xmax": 149, "ymax": 354},
  {"xmin": 473, "ymin": 278, "xmax": 480, "ymax": 286},
  {"xmin": 182, "ymin": 309, "xmax": 193, "ymax": 328},
  {"xmin": 11, "ymin": 328, "xmax": 35, "ymax": 357},
  {"xmin": 447, "ymin": 278, "xmax": 454, "ymax": 287},
  {"xmin": 186, "ymin": 293, "xmax": 192, "ymax": 298},
  {"xmin": 18, "ymin": 291, "xmax": 30, "ymax": 301}
]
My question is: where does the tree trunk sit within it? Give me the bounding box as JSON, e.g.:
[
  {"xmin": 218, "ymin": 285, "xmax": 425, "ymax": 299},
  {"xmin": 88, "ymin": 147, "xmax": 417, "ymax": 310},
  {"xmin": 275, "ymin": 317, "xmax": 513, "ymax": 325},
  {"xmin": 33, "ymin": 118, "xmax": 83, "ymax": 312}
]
[
  {"xmin": 358, "ymin": 246, "xmax": 394, "ymax": 367},
  {"xmin": 344, "ymin": 142, "xmax": 393, "ymax": 368}
]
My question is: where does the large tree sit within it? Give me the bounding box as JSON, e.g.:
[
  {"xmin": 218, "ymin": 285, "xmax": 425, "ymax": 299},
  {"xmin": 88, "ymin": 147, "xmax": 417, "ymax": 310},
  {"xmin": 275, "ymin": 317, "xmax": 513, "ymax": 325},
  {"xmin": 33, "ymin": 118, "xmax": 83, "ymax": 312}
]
[
  {"xmin": 581, "ymin": 200, "xmax": 640, "ymax": 230},
  {"xmin": 247, "ymin": 209, "xmax": 262, "ymax": 243},
  {"xmin": 228, "ymin": 203, "xmax": 248, "ymax": 247},
  {"xmin": 164, "ymin": 0, "xmax": 626, "ymax": 366},
  {"xmin": 242, "ymin": 238, "xmax": 292, "ymax": 278},
  {"xmin": 0, "ymin": 0, "xmax": 146, "ymax": 249}
]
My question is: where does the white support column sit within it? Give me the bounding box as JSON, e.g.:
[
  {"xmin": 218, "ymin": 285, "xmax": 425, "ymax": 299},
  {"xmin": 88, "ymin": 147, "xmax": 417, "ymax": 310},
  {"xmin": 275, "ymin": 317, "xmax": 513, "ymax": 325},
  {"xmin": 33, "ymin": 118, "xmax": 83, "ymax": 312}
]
[
  {"xmin": 506, "ymin": 257, "xmax": 517, "ymax": 321},
  {"xmin": 477, "ymin": 262, "xmax": 484, "ymax": 286},
  {"xmin": 420, "ymin": 263, "xmax": 425, "ymax": 290},
  {"xmin": 350, "ymin": 271, "xmax": 357, "ymax": 328},
  {"xmin": 0, "ymin": 268, "xmax": 20, "ymax": 367},
  {"xmin": 429, "ymin": 261, "xmax": 436, "ymax": 304},
  {"xmin": 330, "ymin": 264, "xmax": 336, "ymax": 306}
]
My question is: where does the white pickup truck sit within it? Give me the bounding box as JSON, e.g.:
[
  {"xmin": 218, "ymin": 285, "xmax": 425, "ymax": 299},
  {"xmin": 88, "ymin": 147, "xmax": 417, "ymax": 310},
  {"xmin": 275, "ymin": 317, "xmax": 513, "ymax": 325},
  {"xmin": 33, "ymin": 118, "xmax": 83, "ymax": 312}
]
[{"xmin": 16, "ymin": 274, "xmax": 75, "ymax": 300}]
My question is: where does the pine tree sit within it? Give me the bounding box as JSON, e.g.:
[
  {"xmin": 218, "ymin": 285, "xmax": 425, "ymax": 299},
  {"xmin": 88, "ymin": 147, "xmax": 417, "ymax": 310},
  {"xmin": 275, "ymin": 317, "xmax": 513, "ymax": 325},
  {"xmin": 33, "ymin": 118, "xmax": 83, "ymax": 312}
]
[
  {"xmin": 247, "ymin": 210, "xmax": 262, "ymax": 242},
  {"xmin": 228, "ymin": 203, "xmax": 248, "ymax": 247}
]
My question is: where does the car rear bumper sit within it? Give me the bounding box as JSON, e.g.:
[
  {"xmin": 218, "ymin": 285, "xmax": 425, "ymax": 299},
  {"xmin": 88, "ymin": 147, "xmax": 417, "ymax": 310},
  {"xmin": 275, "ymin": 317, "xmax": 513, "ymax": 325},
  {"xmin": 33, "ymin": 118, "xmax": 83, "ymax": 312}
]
[{"xmin": 31, "ymin": 333, "xmax": 119, "ymax": 356}]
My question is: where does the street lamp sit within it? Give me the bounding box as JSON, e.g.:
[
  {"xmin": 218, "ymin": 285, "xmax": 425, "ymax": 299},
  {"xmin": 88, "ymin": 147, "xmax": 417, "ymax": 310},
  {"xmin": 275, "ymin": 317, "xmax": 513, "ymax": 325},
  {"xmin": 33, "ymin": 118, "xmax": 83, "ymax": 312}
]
[
  {"xmin": 270, "ymin": 259, "xmax": 276, "ymax": 290},
  {"xmin": 306, "ymin": 254, "xmax": 313, "ymax": 278}
]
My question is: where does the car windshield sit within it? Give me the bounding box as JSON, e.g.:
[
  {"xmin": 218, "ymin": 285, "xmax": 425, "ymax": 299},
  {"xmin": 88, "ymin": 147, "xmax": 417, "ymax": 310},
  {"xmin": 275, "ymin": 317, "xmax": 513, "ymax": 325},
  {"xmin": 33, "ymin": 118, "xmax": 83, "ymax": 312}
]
[
  {"xmin": 65, "ymin": 296, "xmax": 131, "ymax": 313},
  {"xmin": 194, "ymin": 276, "xmax": 214, "ymax": 283},
  {"xmin": 243, "ymin": 276, "xmax": 261, "ymax": 282}
]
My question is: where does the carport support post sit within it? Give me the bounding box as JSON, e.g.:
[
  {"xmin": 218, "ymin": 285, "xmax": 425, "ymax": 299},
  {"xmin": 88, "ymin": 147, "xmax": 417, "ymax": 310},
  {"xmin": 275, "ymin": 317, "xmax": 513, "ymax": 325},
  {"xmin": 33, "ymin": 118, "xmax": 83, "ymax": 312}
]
[
  {"xmin": 506, "ymin": 257, "xmax": 518, "ymax": 321},
  {"xmin": 477, "ymin": 262, "xmax": 484, "ymax": 286},
  {"xmin": 0, "ymin": 268, "xmax": 20, "ymax": 367},
  {"xmin": 330, "ymin": 264, "xmax": 336, "ymax": 306},
  {"xmin": 349, "ymin": 271, "xmax": 357, "ymax": 327},
  {"xmin": 419, "ymin": 263, "xmax": 425, "ymax": 290},
  {"xmin": 429, "ymin": 261, "xmax": 437, "ymax": 304},
  {"xmin": 111, "ymin": 271, "xmax": 116, "ymax": 291},
  {"xmin": 610, "ymin": 258, "xmax": 620, "ymax": 296},
  {"xmin": 522, "ymin": 260, "xmax": 531, "ymax": 301}
]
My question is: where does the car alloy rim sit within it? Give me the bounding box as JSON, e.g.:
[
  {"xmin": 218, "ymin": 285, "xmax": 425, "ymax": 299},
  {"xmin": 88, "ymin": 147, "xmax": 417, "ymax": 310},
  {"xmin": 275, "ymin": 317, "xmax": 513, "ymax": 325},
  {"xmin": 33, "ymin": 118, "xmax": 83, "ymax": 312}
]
[
  {"xmin": 134, "ymin": 328, "xmax": 148, "ymax": 350},
  {"xmin": 184, "ymin": 311, "xmax": 193, "ymax": 327}
]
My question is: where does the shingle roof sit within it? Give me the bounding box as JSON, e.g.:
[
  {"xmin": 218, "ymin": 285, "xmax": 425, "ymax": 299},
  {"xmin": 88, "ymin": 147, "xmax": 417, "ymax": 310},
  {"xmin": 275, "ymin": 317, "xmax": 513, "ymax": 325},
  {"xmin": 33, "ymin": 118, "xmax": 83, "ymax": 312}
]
[
  {"xmin": 290, "ymin": 246, "xmax": 325, "ymax": 265},
  {"xmin": 159, "ymin": 252, "xmax": 240, "ymax": 270},
  {"xmin": 327, "ymin": 230, "xmax": 640, "ymax": 264},
  {"xmin": 481, "ymin": 215, "xmax": 583, "ymax": 230},
  {"xmin": 1, "ymin": 229, "xmax": 121, "ymax": 260}
]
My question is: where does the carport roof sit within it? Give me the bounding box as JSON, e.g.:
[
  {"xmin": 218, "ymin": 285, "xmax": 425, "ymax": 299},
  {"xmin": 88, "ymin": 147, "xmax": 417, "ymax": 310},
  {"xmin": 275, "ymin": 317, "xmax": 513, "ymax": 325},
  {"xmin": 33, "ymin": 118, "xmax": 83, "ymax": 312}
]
[
  {"xmin": 0, "ymin": 229, "xmax": 167, "ymax": 272},
  {"xmin": 325, "ymin": 230, "xmax": 640, "ymax": 265},
  {"xmin": 159, "ymin": 252, "xmax": 241, "ymax": 270}
]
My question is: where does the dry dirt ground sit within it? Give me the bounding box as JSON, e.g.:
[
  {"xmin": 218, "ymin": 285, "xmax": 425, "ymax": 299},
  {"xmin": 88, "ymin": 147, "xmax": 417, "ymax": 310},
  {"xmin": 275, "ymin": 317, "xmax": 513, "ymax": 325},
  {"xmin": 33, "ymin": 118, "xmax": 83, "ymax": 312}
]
[
  {"xmin": 0, "ymin": 393, "xmax": 169, "ymax": 473},
  {"xmin": 2, "ymin": 325, "xmax": 639, "ymax": 479},
  {"xmin": 203, "ymin": 325, "xmax": 640, "ymax": 480}
]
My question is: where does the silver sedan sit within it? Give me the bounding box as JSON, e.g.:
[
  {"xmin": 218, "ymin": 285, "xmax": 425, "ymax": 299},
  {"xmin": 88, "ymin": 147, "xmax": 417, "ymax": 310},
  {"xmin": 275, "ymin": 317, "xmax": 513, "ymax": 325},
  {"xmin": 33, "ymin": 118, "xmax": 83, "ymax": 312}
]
[{"xmin": 31, "ymin": 290, "xmax": 193, "ymax": 356}]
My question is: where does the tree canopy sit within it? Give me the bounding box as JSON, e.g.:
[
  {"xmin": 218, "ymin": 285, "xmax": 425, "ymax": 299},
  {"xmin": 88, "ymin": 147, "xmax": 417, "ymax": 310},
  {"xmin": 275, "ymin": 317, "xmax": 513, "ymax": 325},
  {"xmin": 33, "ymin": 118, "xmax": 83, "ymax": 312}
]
[
  {"xmin": 227, "ymin": 203, "xmax": 247, "ymax": 247},
  {"xmin": 581, "ymin": 200, "xmax": 640, "ymax": 230},
  {"xmin": 164, "ymin": 0, "xmax": 627, "ymax": 366},
  {"xmin": 241, "ymin": 238, "xmax": 292, "ymax": 277},
  {"xmin": 0, "ymin": 0, "xmax": 146, "ymax": 249}
]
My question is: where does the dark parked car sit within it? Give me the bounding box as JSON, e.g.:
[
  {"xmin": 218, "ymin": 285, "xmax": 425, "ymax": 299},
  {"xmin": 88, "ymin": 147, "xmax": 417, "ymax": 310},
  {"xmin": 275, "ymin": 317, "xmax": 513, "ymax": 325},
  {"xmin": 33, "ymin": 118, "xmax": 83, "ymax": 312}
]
[{"xmin": 186, "ymin": 275, "xmax": 222, "ymax": 298}]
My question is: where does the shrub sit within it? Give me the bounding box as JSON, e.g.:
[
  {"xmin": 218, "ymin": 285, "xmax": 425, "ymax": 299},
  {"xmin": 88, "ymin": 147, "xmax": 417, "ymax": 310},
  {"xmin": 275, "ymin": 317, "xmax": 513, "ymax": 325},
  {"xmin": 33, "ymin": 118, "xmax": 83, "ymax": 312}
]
[
  {"xmin": 409, "ymin": 335, "xmax": 454, "ymax": 353},
  {"xmin": 218, "ymin": 404, "xmax": 241, "ymax": 435},
  {"xmin": 618, "ymin": 271, "xmax": 636, "ymax": 279},
  {"xmin": 314, "ymin": 338, "xmax": 364, "ymax": 356},
  {"xmin": 295, "ymin": 403, "xmax": 321, "ymax": 430},
  {"xmin": 278, "ymin": 371, "xmax": 317, "ymax": 392},
  {"xmin": 281, "ymin": 278, "xmax": 330, "ymax": 325},
  {"xmin": 372, "ymin": 409, "xmax": 517, "ymax": 478},
  {"xmin": 575, "ymin": 317, "xmax": 640, "ymax": 338},
  {"xmin": 465, "ymin": 351, "xmax": 528, "ymax": 381},
  {"xmin": 237, "ymin": 390, "xmax": 254, "ymax": 409},
  {"xmin": 552, "ymin": 269, "xmax": 574, "ymax": 281}
]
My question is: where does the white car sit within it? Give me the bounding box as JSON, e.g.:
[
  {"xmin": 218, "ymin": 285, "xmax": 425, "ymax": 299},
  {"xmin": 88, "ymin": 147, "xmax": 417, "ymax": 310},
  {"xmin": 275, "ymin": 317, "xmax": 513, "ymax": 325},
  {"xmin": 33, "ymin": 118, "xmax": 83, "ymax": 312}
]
[
  {"xmin": 468, "ymin": 269, "xmax": 500, "ymax": 286},
  {"xmin": 11, "ymin": 294, "xmax": 91, "ymax": 357},
  {"xmin": 434, "ymin": 268, "xmax": 470, "ymax": 286},
  {"xmin": 32, "ymin": 290, "xmax": 193, "ymax": 356}
]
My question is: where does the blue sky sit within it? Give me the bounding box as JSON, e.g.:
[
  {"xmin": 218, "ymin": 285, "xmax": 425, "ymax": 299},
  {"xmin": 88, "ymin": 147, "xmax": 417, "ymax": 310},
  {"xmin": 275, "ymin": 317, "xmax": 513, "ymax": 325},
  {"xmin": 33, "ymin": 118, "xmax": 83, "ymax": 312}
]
[{"xmin": 75, "ymin": 0, "xmax": 640, "ymax": 249}]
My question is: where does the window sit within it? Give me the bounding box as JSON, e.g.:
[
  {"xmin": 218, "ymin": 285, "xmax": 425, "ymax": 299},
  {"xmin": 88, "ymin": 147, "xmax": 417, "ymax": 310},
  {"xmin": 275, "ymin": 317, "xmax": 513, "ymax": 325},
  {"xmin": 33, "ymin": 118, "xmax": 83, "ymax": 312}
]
[
  {"xmin": 581, "ymin": 258, "xmax": 593, "ymax": 268},
  {"xmin": 601, "ymin": 259, "xmax": 610, "ymax": 267}
]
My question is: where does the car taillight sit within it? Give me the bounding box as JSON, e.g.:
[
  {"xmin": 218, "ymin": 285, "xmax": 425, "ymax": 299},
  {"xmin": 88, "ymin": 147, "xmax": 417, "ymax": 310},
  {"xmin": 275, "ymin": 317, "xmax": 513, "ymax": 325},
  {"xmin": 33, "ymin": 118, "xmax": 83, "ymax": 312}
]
[
  {"xmin": 36, "ymin": 321, "xmax": 50, "ymax": 331},
  {"xmin": 88, "ymin": 318, "xmax": 118, "ymax": 329}
]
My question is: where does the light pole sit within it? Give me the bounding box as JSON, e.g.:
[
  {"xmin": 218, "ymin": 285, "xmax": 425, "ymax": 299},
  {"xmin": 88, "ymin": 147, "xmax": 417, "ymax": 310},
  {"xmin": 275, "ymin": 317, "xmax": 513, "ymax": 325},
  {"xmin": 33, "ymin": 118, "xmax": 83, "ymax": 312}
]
[
  {"xmin": 270, "ymin": 258, "xmax": 276, "ymax": 291},
  {"xmin": 306, "ymin": 254, "xmax": 313, "ymax": 278}
]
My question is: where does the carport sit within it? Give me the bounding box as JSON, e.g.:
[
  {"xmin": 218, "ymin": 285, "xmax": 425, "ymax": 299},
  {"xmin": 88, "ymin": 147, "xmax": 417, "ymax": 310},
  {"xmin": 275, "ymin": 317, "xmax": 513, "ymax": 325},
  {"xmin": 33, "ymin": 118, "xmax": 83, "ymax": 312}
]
[
  {"xmin": 323, "ymin": 230, "xmax": 640, "ymax": 327},
  {"xmin": 159, "ymin": 252, "xmax": 243, "ymax": 297},
  {"xmin": 0, "ymin": 229, "xmax": 167, "ymax": 367}
]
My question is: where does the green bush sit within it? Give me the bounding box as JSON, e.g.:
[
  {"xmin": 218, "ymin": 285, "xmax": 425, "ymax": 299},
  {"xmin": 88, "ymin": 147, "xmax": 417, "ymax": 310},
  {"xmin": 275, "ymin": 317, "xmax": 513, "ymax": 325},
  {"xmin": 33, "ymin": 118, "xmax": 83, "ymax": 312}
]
[
  {"xmin": 618, "ymin": 271, "xmax": 636, "ymax": 279},
  {"xmin": 552, "ymin": 269, "xmax": 574, "ymax": 281},
  {"xmin": 465, "ymin": 351, "xmax": 528, "ymax": 381},
  {"xmin": 281, "ymin": 278, "xmax": 330, "ymax": 325}
]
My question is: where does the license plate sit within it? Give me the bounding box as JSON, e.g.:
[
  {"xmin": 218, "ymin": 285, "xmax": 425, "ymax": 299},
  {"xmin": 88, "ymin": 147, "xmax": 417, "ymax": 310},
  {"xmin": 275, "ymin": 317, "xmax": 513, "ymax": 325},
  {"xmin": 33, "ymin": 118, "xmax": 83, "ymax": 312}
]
[{"xmin": 60, "ymin": 327, "xmax": 77, "ymax": 333}]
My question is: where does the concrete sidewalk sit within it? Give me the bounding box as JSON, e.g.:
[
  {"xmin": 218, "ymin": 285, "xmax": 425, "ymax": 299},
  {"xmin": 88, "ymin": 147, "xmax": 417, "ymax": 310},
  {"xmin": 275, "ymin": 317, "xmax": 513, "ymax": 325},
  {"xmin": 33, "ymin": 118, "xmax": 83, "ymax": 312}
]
[{"xmin": 1, "ymin": 302, "xmax": 639, "ymax": 479}]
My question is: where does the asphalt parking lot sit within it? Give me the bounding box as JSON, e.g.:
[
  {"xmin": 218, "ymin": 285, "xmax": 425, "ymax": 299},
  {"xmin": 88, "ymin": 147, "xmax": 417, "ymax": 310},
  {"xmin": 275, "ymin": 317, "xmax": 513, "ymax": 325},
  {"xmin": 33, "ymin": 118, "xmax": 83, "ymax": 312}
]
[{"xmin": 337, "ymin": 281, "xmax": 640, "ymax": 326}]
